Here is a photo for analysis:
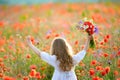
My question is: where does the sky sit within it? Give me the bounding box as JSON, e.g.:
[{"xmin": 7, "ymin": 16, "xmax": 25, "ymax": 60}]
[{"xmin": 0, "ymin": 0, "xmax": 119, "ymax": 5}]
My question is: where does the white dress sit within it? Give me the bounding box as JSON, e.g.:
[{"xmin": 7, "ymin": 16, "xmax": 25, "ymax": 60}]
[{"xmin": 40, "ymin": 50, "xmax": 86, "ymax": 80}]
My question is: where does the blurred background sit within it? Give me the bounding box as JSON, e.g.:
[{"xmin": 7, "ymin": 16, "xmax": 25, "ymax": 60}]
[
  {"xmin": 0, "ymin": 0, "xmax": 120, "ymax": 80},
  {"xmin": 0, "ymin": 0, "xmax": 120, "ymax": 5}
]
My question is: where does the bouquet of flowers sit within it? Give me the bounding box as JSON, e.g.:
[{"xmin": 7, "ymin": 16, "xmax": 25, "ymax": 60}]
[{"xmin": 76, "ymin": 18, "xmax": 98, "ymax": 48}]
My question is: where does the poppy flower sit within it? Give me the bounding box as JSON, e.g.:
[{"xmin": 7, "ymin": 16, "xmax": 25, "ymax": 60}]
[
  {"xmin": 77, "ymin": 19, "xmax": 97, "ymax": 48},
  {"xmin": 3, "ymin": 76, "xmax": 16, "ymax": 80},
  {"xmin": 29, "ymin": 69, "xmax": 36, "ymax": 78},
  {"xmin": 0, "ymin": 48, "xmax": 6, "ymax": 52},
  {"xmin": 30, "ymin": 36, "xmax": 35, "ymax": 44},
  {"xmin": 105, "ymin": 66, "xmax": 110, "ymax": 73},
  {"xmin": 104, "ymin": 38, "xmax": 108, "ymax": 43},
  {"xmin": 0, "ymin": 62, "xmax": 4, "ymax": 67},
  {"xmin": 83, "ymin": 21, "xmax": 94, "ymax": 35},
  {"xmin": 89, "ymin": 68, "xmax": 95, "ymax": 76},
  {"xmin": 0, "ymin": 58, "xmax": 3, "ymax": 62},
  {"xmin": 103, "ymin": 53, "xmax": 109, "ymax": 57},
  {"xmin": 96, "ymin": 66, "xmax": 103, "ymax": 71},
  {"xmin": 23, "ymin": 76, "xmax": 29, "ymax": 80},
  {"xmin": 113, "ymin": 46, "xmax": 118, "ymax": 51},
  {"xmin": 35, "ymin": 72, "xmax": 41, "ymax": 79},
  {"xmin": 117, "ymin": 50, "xmax": 120, "ymax": 56},
  {"xmin": 92, "ymin": 76, "xmax": 103, "ymax": 80},
  {"xmin": 54, "ymin": 33, "xmax": 60, "ymax": 37},
  {"xmin": 30, "ymin": 65, "xmax": 37, "ymax": 70},
  {"xmin": 26, "ymin": 54, "xmax": 31, "ymax": 59},
  {"xmin": 117, "ymin": 61, "xmax": 120, "ymax": 68},
  {"xmin": 100, "ymin": 41, "xmax": 104, "ymax": 45},
  {"xmin": 106, "ymin": 34, "xmax": 111, "ymax": 39},
  {"xmin": 101, "ymin": 70, "xmax": 106, "ymax": 76},
  {"xmin": 91, "ymin": 60, "xmax": 97, "ymax": 66},
  {"xmin": 0, "ymin": 73, "xmax": 3, "ymax": 78},
  {"xmin": 0, "ymin": 38, "xmax": 6, "ymax": 47},
  {"xmin": 114, "ymin": 70, "xmax": 119, "ymax": 76},
  {"xmin": 74, "ymin": 40, "xmax": 79, "ymax": 45},
  {"xmin": 0, "ymin": 21, "xmax": 4, "ymax": 27},
  {"xmin": 13, "ymin": 22, "xmax": 25, "ymax": 30},
  {"xmin": 45, "ymin": 34, "xmax": 51, "ymax": 39}
]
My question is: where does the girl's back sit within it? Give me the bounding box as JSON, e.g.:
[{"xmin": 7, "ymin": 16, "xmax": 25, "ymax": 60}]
[
  {"xmin": 40, "ymin": 50, "xmax": 86, "ymax": 80},
  {"xmin": 26, "ymin": 36, "xmax": 91, "ymax": 80}
]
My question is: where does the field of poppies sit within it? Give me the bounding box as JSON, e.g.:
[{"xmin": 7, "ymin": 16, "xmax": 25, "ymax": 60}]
[{"xmin": 0, "ymin": 3, "xmax": 120, "ymax": 80}]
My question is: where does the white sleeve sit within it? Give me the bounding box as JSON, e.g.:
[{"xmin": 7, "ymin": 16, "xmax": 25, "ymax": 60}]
[
  {"xmin": 73, "ymin": 50, "xmax": 86, "ymax": 65},
  {"xmin": 40, "ymin": 52, "xmax": 55, "ymax": 66}
]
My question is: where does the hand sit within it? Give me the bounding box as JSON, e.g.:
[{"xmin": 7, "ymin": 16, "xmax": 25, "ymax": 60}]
[
  {"xmin": 26, "ymin": 35, "xmax": 32, "ymax": 45},
  {"xmin": 88, "ymin": 35, "xmax": 93, "ymax": 40}
]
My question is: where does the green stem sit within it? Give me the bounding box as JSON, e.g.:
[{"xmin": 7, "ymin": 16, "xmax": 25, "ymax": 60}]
[{"xmin": 89, "ymin": 35, "xmax": 95, "ymax": 48}]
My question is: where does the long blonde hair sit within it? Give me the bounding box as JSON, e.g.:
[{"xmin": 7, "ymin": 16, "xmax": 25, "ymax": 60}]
[{"xmin": 50, "ymin": 37, "xmax": 73, "ymax": 71}]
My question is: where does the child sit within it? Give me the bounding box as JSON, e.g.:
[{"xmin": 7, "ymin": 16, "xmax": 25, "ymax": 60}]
[{"xmin": 26, "ymin": 35, "xmax": 91, "ymax": 80}]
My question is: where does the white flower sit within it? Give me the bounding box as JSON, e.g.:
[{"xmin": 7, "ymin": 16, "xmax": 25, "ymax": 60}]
[{"xmin": 84, "ymin": 25, "xmax": 89, "ymax": 30}]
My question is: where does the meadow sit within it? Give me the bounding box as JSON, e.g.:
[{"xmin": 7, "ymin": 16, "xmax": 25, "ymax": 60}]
[{"xmin": 0, "ymin": 3, "xmax": 120, "ymax": 80}]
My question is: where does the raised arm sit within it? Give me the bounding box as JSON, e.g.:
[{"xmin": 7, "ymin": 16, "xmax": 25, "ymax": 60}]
[
  {"xmin": 26, "ymin": 36, "xmax": 55, "ymax": 66},
  {"xmin": 73, "ymin": 35, "xmax": 92, "ymax": 65},
  {"xmin": 83, "ymin": 35, "xmax": 92, "ymax": 51},
  {"xmin": 26, "ymin": 36, "xmax": 41, "ymax": 56}
]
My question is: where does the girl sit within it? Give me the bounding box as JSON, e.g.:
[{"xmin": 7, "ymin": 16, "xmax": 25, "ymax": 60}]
[{"xmin": 26, "ymin": 35, "xmax": 91, "ymax": 80}]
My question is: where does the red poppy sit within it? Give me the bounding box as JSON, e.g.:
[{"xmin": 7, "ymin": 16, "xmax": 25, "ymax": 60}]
[
  {"xmin": 0, "ymin": 73, "xmax": 3, "ymax": 78},
  {"xmin": 29, "ymin": 69, "xmax": 36, "ymax": 78},
  {"xmin": 96, "ymin": 66, "xmax": 103, "ymax": 71},
  {"xmin": 105, "ymin": 66, "xmax": 110, "ymax": 73},
  {"xmin": 74, "ymin": 40, "xmax": 79, "ymax": 45},
  {"xmin": 101, "ymin": 70, "xmax": 106, "ymax": 76},
  {"xmin": 117, "ymin": 59, "xmax": 120, "ymax": 68},
  {"xmin": 35, "ymin": 72, "xmax": 41, "ymax": 79},
  {"xmin": 54, "ymin": 33, "xmax": 60, "ymax": 37},
  {"xmin": 26, "ymin": 54, "xmax": 31, "ymax": 59},
  {"xmin": 0, "ymin": 21, "xmax": 4, "ymax": 27},
  {"xmin": 89, "ymin": 68, "xmax": 95, "ymax": 76},
  {"xmin": 106, "ymin": 34, "xmax": 111, "ymax": 39},
  {"xmin": 83, "ymin": 21, "xmax": 94, "ymax": 35},
  {"xmin": 104, "ymin": 38, "xmax": 108, "ymax": 43},
  {"xmin": 0, "ymin": 58, "xmax": 3, "ymax": 62},
  {"xmin": 0, "ymin": 38, "xmax": 6, "ymax": 47},
  {"xmin": 91, "ymin": 60, "xmax": 97, "ymax": 66},
  {"xmin": 92, "ymin": 76, "xmax": 103, "ymax": 80},
  {"xmin": 0, "ymin": 47, "xmax": 6, "ymax": 52},
  {"xmin": 103, "ymin": 53, "xmax": 109, "ymax": 57},
  {"xmin": 92, "ymin": 76, "xmax": 99, "ymax": 80},
  {"xmin": 3, "ymin": 76, "xmax": 16, "ymax": 80},
  {"xmin": 100, "ymin": 41, "xmax": 104, "ymax": 45},
  {"xmin": 23, "ymin": 76, "xmax": 29, "ymax": 80},
  {"xmin": 30, "ymin": 37, "xmax": 35, "ymax": 44},
  {"xmin": 13, "ymin": 22, "xmax": 25, "ymax": 30},
  {"xmin": 45, "ymin": 34, "xmax": 51, "ymax": 39},
  {"xmin": 114, "ymin": 70, "xmax": 119, "ymax": 76},
  {"xmin": 30, "ymin": 65, "xmax": 37, "ymax": 70},
  {"xmin": 117, "ymin": 50, "xmax": 120, "ymax": 56}
]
